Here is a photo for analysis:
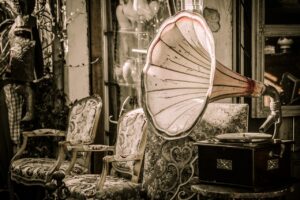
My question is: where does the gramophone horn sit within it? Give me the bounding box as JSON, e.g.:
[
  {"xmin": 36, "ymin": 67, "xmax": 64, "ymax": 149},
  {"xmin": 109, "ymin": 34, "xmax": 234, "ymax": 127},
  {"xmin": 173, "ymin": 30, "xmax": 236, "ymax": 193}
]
[{"xmin": 142, "ymin": 11, "xmax": 281, "ymax": 140}]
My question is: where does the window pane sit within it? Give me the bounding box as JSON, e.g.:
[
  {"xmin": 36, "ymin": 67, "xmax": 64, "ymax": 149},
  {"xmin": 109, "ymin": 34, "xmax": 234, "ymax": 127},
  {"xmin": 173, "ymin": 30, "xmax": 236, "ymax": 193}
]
[
  {"xmin": 264, "ymin": 36, "xmax": 300, "ymax": 106},
  {"xmin": 112, "ymin": 0, "xmax": 170, "ymax": 108},
  {"xmin": 265, "ymin": 0, "xmax": 300, "ymax": 24}
]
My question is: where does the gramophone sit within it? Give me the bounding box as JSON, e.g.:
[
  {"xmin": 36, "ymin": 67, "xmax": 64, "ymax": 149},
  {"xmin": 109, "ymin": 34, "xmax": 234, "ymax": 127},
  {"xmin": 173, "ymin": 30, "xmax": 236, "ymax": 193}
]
[{"xmin": 141, "ymin": 11, "xmax": 293, "ymax": 190}]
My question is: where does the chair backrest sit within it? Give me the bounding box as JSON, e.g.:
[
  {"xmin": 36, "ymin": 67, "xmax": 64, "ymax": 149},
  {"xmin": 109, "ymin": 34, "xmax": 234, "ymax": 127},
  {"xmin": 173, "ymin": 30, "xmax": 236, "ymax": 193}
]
[
  {"xmin": 112, "ymin": 108, "xmax": 147, "ymax": 181},
  {"xmin": 66, "ymin": 95, "xmax": 102, "ymax": 145}
]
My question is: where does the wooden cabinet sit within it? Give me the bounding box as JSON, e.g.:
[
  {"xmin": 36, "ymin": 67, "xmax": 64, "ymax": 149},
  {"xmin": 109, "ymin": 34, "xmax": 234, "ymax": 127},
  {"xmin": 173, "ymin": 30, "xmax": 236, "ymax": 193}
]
[{"xmin": 252, "ymin": 0, "xmax": 300, "ymax": 118}]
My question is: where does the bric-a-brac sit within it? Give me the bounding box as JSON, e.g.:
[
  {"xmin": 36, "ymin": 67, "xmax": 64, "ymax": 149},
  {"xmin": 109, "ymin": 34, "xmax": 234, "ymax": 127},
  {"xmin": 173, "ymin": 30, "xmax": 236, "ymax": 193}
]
[{"xmin": 141, "ymin": 11, "xmax": 281, "ymax": 140}]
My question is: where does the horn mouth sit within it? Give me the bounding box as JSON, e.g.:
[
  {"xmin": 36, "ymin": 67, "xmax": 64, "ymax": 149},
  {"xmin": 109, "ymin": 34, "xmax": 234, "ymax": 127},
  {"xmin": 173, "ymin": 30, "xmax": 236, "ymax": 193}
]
[{"xmin": 142, "ymin": 11, "xmax": 215, "ymax": 139}]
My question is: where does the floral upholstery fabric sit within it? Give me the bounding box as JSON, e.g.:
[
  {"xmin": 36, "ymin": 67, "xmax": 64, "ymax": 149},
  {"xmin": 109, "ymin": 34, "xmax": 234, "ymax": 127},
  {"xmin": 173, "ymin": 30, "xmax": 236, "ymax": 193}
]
[
  {"xmin": 142, "ymin": 103, "xmax": 249, "ymax": 199},
  {"xmin": 63, "ymin": 174, "xmax": 142, "ymax": 200},
  {"xmin": 113, "ymin": 108, "xmax": 147, "ymax": 175},
  {"xmin": 10, "ymin": 158, "xmax": 87, "ymax": 186},
  {"xmin": 66, "ymin": 97, "xmax": 100, "ymax": 144}
]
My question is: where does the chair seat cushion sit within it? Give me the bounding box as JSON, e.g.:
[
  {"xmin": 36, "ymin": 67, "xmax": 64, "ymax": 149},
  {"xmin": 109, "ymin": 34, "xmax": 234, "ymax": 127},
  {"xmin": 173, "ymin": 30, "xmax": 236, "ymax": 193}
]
[
  {"xmin": 64, "ymin": 174, "xmax": 142, "ymax": 200},
  {"xmin": 11, "ymin": 158, "xmax": 87, "ymax": 186}
]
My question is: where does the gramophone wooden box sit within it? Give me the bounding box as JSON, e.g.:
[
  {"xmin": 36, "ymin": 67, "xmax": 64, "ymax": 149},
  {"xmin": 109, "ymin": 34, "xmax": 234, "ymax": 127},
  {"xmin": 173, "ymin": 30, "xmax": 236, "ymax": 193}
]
[{"xmin": 195, "ymin": 138, "xmax": 293, "ymax": 191}]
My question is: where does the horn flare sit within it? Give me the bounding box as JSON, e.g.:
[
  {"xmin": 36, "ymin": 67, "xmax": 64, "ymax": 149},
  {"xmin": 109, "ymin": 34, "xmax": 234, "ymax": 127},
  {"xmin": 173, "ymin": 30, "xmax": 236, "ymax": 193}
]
[{"xmin": 142, "ymin": 11, "xmax": 215, "ymax": 139}]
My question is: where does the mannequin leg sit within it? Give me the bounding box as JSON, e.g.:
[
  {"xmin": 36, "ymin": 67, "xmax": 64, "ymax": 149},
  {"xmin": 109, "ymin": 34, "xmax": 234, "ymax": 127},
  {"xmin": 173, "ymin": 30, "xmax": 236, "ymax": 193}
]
[
  {"xmin": 15, "ymin": 83, "xmax": 34, "ymax": 122},
  {"xmin": 0, "ymin": 86, "xmax": 13, "ymax": 190}
]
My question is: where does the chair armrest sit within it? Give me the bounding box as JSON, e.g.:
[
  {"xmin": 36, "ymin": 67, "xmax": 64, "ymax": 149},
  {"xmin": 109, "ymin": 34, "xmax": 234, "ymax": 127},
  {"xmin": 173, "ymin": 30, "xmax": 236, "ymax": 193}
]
[
  {"xmin": 65, "ymin": 144, "xmax": 115, "ymax": 152},
  {"xmin": 95, "ymin": 154, "xmax": 144, "ymax": 191},
  {"xmin": 61, "ymin": 144, "xmax": 114, "ymax": 175},
  {"xmin": 10, "ymin": 129, "xmax": 66, "ymax": 163},
  {"xmin": 23, "ymin": 129, "xmax": 65, "ymax": 137},
  {"xmin": 104, "ymin": 154, "xmax": 143, "ymax": 162}
]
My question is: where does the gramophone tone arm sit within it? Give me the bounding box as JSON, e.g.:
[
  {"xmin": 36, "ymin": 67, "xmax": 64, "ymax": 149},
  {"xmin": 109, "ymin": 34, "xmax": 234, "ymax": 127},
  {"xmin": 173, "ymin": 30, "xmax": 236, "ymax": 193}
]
[{"xmin": 259, "ymin": 85, "xmax": 282, "ymax": 139}]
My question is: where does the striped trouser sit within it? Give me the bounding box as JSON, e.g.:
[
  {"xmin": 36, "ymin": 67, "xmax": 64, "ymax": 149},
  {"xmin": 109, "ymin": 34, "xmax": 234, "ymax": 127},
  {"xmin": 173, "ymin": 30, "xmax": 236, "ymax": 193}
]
[{"xmin": 3, "ymin": 83, "xmax": 23, "ymax": 146}]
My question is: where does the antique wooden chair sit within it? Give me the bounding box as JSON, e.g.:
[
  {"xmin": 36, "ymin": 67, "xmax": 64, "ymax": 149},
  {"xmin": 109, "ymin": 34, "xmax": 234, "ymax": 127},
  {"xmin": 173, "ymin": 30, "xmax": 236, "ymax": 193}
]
[
  {"xmin": 49, "ymin": 108, "xmax": 147, "ymax": 199},
  {"xmin": 9, "ymin": 95, "xmax": 102, "ymax": 188}
]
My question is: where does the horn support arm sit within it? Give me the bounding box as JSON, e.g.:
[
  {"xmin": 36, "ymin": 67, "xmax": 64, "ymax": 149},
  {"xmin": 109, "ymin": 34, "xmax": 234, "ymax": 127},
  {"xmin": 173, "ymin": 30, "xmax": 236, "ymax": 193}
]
[{"xmin": 259, "ymin": 85, "xmax": 282, "ymax": 139}]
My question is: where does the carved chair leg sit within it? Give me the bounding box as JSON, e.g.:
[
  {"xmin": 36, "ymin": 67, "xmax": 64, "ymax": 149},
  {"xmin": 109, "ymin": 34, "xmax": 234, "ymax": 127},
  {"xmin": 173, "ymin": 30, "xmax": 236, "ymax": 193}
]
[
  {"xmin": 44, "ymin": 181, "xmax": 57, "ymax": 200},
  {"xmin": 44, "ymin": 171, "xmax": 70, "ymax": 200},
  {"xmin": 7, "ymin": 171, "xmax": 19, "ymax": 200}
]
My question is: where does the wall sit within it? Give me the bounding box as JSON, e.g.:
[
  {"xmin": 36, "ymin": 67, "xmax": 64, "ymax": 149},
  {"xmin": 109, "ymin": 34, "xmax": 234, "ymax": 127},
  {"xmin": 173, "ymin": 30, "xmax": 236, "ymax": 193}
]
[
  {"xmin": 64, "ymin": 0, "xmax": 90, "ymax": 101},
  {"xmin": 204, "ymin": 0, "xmax": 233, "ymax": 68},
  {"xmin": 204, "ymin": 0, "xmax": 233, "ymax": 103}
]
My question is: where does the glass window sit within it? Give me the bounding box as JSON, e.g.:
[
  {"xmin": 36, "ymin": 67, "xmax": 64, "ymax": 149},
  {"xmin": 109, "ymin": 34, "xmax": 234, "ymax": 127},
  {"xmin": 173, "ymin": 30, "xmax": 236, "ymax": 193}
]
[
  {"xmin": 265, "ymin": 0, "xmax": 300, "ymax": 25},
  {"xmin": 112, "ymin": 0, "xmax": 170, "ymax": 109},
  {"xmin": 264, "ymin": 36, "xmax": 300, "ymax": 106}
]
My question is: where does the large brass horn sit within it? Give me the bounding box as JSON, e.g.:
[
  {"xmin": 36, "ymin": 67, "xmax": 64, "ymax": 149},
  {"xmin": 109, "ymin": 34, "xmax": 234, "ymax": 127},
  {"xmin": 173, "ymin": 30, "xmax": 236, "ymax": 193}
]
[{"xmin": 141, "ymin": 11, "xmax": 281, "ymax": 140}]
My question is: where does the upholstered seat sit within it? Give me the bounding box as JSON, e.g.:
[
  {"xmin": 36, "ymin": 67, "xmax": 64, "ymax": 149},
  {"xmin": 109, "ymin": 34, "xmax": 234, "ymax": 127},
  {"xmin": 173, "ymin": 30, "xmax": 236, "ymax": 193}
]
[
  {"xmin": 11, "ymin": 158, "xmax": 87, "ymax": 185},
  {"xmin": 10, "ymin": 95, "xmax": 102, "ymax": 187},
  {"xmin": 50, "ymin": 108, "xmax": 147, "ymax": 200},
  {"xmin": 63, "ymin": 174, "xmax": 142, "ymax": 200}
]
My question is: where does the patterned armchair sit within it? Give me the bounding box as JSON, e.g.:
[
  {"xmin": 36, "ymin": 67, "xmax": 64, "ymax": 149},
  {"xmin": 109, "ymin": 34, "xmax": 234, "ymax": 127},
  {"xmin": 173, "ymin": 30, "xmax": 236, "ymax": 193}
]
[
  {"xmin": 142, "ymin": 103, "xmax": 249, "ymax": 199},
  {"xmin": 9, "ymin": 95, "xmax": 102, "ymax": 188},
  {"xmin": 50, "ymin": 108, "xmax": 147, "ymax": 200}
]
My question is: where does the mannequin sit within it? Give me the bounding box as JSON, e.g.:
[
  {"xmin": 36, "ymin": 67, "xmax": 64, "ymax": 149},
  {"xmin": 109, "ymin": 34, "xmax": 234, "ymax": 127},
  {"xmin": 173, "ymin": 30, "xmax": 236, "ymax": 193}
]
[
  {"xmin": 0, "ymin": 0, "xmax": 43, "ymax": 191},
  {"xmin": 8, "ymin": 1, "xmax": 43, "ymax": 122}
]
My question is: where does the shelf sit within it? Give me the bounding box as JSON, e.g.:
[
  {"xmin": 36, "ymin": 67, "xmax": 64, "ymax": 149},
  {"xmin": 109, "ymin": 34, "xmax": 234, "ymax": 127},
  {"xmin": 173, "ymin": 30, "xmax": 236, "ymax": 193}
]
[
  {"xmin": 265, "ymin": 52, "xmax": 294, "ymax": 56},
  {"xmin": 116, "ymin": 82, "xmax": 141, "ymax": 87},
  {"xmin": 116, "ymin": 30, "xmax": 150, "ymax": 34}
]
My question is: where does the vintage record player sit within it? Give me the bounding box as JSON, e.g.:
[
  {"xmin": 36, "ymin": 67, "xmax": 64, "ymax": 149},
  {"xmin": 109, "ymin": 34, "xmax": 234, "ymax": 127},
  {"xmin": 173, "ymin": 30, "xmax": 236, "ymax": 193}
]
[{"xmin": 195, "ymin": 133, "xmax": 293, "ymax": 191}]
